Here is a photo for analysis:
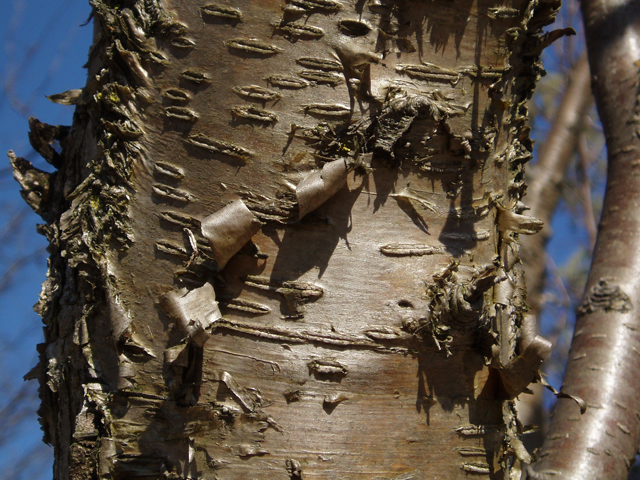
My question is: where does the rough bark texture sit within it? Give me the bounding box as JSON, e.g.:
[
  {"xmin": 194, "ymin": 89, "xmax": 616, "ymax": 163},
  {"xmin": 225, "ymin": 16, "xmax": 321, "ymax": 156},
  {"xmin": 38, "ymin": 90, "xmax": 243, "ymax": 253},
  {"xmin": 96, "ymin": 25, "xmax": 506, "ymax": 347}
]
[
  {"xmin": 531, "ymin": 0, "xmax": 640, "ymax": 478},
  {"xmin": 11, "ymin": 0, "xmax": 565, "ymax": 478}
]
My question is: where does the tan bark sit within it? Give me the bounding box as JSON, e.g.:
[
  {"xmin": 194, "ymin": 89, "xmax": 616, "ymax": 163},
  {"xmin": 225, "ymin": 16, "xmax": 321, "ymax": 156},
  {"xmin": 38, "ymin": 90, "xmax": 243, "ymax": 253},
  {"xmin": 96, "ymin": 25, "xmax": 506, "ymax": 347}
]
[{"xmin": 11, "ymin": 0, "xmax": 566, "ymax": 478}]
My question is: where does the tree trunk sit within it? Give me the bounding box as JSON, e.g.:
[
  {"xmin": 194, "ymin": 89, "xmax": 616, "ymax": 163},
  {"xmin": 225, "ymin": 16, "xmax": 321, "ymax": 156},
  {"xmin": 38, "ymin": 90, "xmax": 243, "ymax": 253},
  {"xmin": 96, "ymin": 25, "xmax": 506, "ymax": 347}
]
[{"xmin": 11, "ymin": 0, "xmax": 565, "ymax": 478}]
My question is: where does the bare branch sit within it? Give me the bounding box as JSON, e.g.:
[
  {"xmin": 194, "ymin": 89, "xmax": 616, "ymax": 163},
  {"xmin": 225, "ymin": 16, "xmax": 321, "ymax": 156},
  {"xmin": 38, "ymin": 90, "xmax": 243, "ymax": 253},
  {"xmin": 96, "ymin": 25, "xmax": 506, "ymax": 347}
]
[{"xmin": 532, "ymin": 0, "xmax": 640, "ymax": 477}]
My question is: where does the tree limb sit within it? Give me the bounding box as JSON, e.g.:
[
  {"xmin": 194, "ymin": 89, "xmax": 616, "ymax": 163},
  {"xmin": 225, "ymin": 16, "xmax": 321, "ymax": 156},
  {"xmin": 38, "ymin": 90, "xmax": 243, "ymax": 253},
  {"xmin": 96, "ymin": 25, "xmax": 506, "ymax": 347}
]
[{"xmin": 532, "ymin": 0, "xmax": 640, "ymax": 477}]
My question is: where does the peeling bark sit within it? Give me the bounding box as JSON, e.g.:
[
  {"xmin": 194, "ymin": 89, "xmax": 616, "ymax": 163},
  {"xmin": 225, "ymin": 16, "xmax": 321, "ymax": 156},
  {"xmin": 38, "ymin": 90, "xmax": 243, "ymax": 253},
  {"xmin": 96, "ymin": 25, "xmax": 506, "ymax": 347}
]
[{"xmin": 11, "ymin": 0, "xmax": 566, "ymax": 478}]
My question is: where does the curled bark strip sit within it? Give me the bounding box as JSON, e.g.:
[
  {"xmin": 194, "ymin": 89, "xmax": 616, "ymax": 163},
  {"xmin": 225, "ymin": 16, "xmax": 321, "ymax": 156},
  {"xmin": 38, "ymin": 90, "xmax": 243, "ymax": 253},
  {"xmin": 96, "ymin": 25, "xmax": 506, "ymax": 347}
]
[
  {"xmin": 219, "ymin": 371, "xmax": 257, "ymax": 412},
  {"xmin": 200, "ymin": 200, "xmax": 262, "ymax": 269},
  {"xmin": 114, "ymin": 40, "xmax": 151, "ymax": 87},
  {"xmin": 519, "ymin": 314, "xmax": 538, "ymax": 351},
  {"xmin": 534, "ymin": 28, "xmax": 576, "ymax": 55},
  {"xmin": 540, "ymin": 376, "xmax": 587, "ymax": 415},
  {"xmin": 103, "ymin": 119, "xmax": 144, "ymax": 140},
  {"xmin": 373, "ymin": 90, "xmax": 467, "ymax": 159},
  {"xmin": 27, "ymin": 117, "xmax": 69, "ymax": 168},
  {"xmin": 164, "ymin": 343, "xmax": 189, "ymax": 367},
  {"xmin": 497, "ymin": 206, "xmax": 543, "ymax": 235},
  {"xmin": 46, "ymin": 89, "xmax": 82, "ymax": 106},
  {"xmin": 9, "ymin": 151, "xmax": 51, "ymax": 218},
  {"xmin": 160, "ymin": 283, "xmax": 221, "ymax": 347},
  {"xmin": 577, "ymin": 280, "xmax": 633, "ymax": 315},
  {"xmin": 118, "ymin": 356, "xmax": 136, "ymax": 389},
  {"xmin": 496, "ymin": 336, "xmax": 552, "ymax": 399},
  {"xmin": 296, "ymin": 159, "xmax": 348, "ymax": 219}
]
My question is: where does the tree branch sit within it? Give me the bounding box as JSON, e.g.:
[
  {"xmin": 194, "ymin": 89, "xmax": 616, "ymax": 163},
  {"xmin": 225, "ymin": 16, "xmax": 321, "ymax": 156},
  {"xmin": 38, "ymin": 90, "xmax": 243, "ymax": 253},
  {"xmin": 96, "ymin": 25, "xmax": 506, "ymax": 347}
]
[{"xmin": 532, "ymin": 0, "xmax": 640, "ymax": 477}]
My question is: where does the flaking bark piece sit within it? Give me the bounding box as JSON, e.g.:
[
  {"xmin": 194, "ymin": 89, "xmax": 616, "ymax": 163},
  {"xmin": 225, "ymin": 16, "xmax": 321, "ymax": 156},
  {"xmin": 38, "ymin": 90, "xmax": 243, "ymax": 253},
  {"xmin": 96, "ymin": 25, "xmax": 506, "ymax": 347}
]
[
  {"xmin": 539, "ymin": 376, "xmax": 587, "ymax": 414},
  {"xmin": 200, "ymin": 200, "xmax": 262, "ymax": 269},
  {"xmin": 219, "ymin": 371, "xmax": 257, "ymax": 412},
  {"xmin": 495, "ymin": 335, "xmax": 552, "ymax": 399},
  {"xmin": 164, "ymin": 343, "xmax": 189, "ymax": 367},
  {"xmin": 497, "ymin": 206, "xmax": 543, "ymax": 235},
  {"xmin": 46, "ymin": 89, "xmax": 83, "ymax": 106},
  {"xmin": 9, "ymin": 150, "xmax": 52, "ymax": 219},
  {"xmin": 160, "ymin": 283, "xmax": 221, "ymax": 346},
  {"xmin": 373, "ymin": 90, "xmax": 466, "ymax": 159},
  {"xmin": 296, "ymin": 158, "xmax": 348, "ymax": 219},
  {"xmin": 28, "ymin": 117, "xmax": 70, "ymax": 168}
]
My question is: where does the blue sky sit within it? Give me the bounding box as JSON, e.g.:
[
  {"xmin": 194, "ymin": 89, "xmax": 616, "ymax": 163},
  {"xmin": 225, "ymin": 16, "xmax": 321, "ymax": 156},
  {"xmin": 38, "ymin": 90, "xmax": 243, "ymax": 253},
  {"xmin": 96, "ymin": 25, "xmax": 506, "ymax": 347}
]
[{"xmin": 0, "ymin": 2, "xmax": 92, "ymax": 478}]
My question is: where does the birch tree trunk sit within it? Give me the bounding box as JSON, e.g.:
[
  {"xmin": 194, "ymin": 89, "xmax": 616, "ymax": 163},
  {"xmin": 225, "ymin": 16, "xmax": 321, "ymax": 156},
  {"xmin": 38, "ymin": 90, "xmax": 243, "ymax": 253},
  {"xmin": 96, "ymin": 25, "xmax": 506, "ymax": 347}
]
[{"xmin": 11, "ymin": 0, "xmax": 565, "ymax": 478}]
